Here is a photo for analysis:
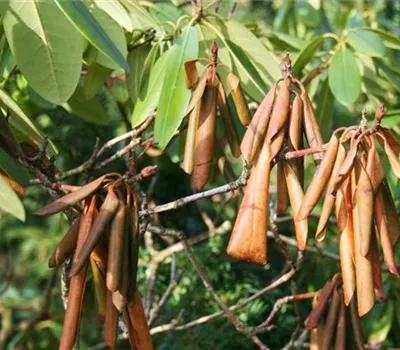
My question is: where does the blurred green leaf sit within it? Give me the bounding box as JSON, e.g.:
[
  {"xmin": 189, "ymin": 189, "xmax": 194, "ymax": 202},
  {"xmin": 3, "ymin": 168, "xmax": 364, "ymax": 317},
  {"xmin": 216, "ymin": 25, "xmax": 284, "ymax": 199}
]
[
  {"xmin": 0, "ymin": 88, "xmax": 57, "ymax": 155},
  {"xmin": 376, "ymin": 59, "xmax": 400, "ymax": 93},
  {"xmin": 329, "ymin": 46, "xmax": 361, "ymax": 106},
  {"xmin": 55, "ymin": 0, "xmax": 129, "ymax": 71},
  {"xmin": 367, "ymin": 301, "xmax": 394, "ymax": 343},
  {"xmin": 0, "ymin": 149, "xmax": 30, "ymax": 186},
  {"xmin": 0, "ymin": 174, "xmax": 25, "ymax": 221},
  {"xmin": 83, "ymin": 63, "xmax": 112, "ymax": 100},
  {"xmin": 154, "ymin": 27, "xmax": 198, "ymax": 150},
  {"xmin": 363, "ymin": 28, "xmax": 400, "ymax": 50},
  {"xmin": 94, "ymin": 0, "xmax": 133, "ymax": 31},
  {"xmin": 316, "ymin": 78, "xmax": 334, "ymax": 141},
  {"xmin": 131, "ymin": 48, "xmax": 171, "ymax": 127},
  {"xmin": 149, "ymin": 2, "xmax": 184, "ymax": 22},
  {"xmin": 122, "ymin": 0, "xmax": 164, "ymax": 35},
  {"xmin": 292, "ymin": 36, "xmax": 324, "ymax": 76},
  {"xmin": 348, "ymin": 29, "xmax": 387, "ymax": 57},
  {"xmin": 66, "ymin": 84, "xmax": 111, "ymax": 125},
  {"xmin": 295, "ymin": 1, "xmax": 320, "ymax": 27},
  {"xmin": 2, "ymin": 1, "xmax": 83, "ymax": 104}
]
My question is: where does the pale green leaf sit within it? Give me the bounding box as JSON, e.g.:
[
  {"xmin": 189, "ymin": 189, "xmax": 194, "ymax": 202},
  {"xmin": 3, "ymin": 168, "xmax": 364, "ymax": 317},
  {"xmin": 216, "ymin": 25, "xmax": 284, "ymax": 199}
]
[
  {"xmin": 2, "ymin": 0, "xmax": 83, "ymax": 104},
  {"xmin": 0, "ymin": 175, "xmax": 25, "ymax": 221},
  {"xmin": 0, "ymin": 88, "xmax": 57, "ymax": 155},
  {"xmin": 122, "ymin": 0, "xmax": 164, "ymax": 35},
  {"xmin": 54, "ymin": 0, "xmax": 129, "ymax": 71},
  {"xmin": 363, "ymin": 28, "xmax": 400, "ymax": 50},
  {"xmin": 328, "ymin": 46, "xmax": 361, "ymax": 106},
  {"xmin": 94, "ymin": 0, "xmax": 133, "ymax": 31},
  {"xmin": 154, "ymin": 27, "xmax": 198, "ymax": 149},
  {"xmin": 348, "ymin": 29, "xmax": 387, "ymax": 57},
  {"xmin": 66, "ymin": 84, "xmax": 111, "ymax": 125}
]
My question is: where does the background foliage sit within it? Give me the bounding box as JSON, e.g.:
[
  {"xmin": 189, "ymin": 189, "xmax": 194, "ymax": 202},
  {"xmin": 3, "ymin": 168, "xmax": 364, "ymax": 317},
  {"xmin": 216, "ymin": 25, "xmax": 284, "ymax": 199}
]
[{"xmin": 1, "ymin": 0, "xmax": 400, "ymax": 349}]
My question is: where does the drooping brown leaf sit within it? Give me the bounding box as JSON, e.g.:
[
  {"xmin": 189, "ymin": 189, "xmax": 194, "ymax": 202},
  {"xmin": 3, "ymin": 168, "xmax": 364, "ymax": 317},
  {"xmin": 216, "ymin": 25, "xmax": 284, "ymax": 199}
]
[
  {"xmin": 381, "ymin": 180, "xmax": 400, "ymax": 245},
  {"xmin": 269, "ymin": 126, "xmax": 287, "ymax": 161},
  {"xmin": 35, "ymin": 175, "xmax": 107, "ymax": 216},
  {"xmin": 348, "ymin": 295, "xmax": 365, "ymax": 350},
  {"xmin": 128, "ymin": 198, "xmax": 140, "ymax": 302},
  {"xmin": 184, "ymin": 59, "xmax": 199, "ymax": 89},
  {"xmin": 193, "ymin": 83, "xmax": 217, "ymax": 190},
  {"xmin": 299, "ymin": 85, "xmax": 323, "ymax": 161},
  {"xmin": 125, "ymin": 288, "xmax": 154, "ymax": 350},
  {"xmin": 365, "ymin": 136, "xmax": 384, "ymax": 193},
  {"xmin": 59, "ymin": 196, "xmax": 96, "ymax": 350},
  {"xmin": 288, "ymin": 94, "xmax": 303, "ymax": 151},
  {"xmin": 226, "ymin": 140, "xmax": 270, "ymax": 264},
  {"xmin": 338, "ymin": 181, "xmax": 356, "ymax": 306},
  {"xmin": 226, "ymin": 72, "xmax": 251, "ymax": 126},
  {"xmin": 376, "ymin": 129, "xmax": 400, "ymax": 178},
  {"xmin": 183, "ymin": 101, "xmax": 200, "ymax": 174},
  {"xmin": 217, "ymin": 81, "xmax": 241, "ymax": 158},
  {"xmin": 334, "ymin": 294, "xmax": 347, "ymax": 350},
  {"xmin": 284, "ymin": 161, "xmax": 308, "ymax": 250},
  {"xmin": 352, "ymin": 165, "xmax": 375, "ymax": 317},
  {"xmin": 266, "ymin": 78, "xmax": 291, "ymax": 141},
  {"xmin": 90, "ymin": 254, "xmax": 108, "ymax": 320},
  {"xmin": 184, "ymin": 71, "xmax": 208, "ymax": 117},
  {"xmin": 240, "ymin": 81, "xmax": 278, "ymax": 164},
  {"xmin": 304, "ymin": 273, "xmax": 341, "ymax": 331},
  {"xmin": 104, "ymin": 290, "xmax": 118, "ymax": 349},
  {"xmin": 48, "ymin": 218, "xmax": 80, "ymax": 267},
  {"xmin": 106, "ymin": 200, "xmax": 126, "ymax": 292},
  {"xmin": 297, "ymin": 134, "xmax": 339, "ymax": 221},
  {"xmin": 70, "ymin": 189, "xmax": 119, "ymax": 276},
  {"xmin": 316, "ymin": 143, "xmax": 346, "ymax": 241},
  {"xmin": 374, "ymin": 185, "xmax": 399, "ymax": 276},
  {"xmin": 276, "ymin": 159, "xmax": 288, "ymax": 216},
  {"xmin": 370, "ymin": 227, "xmax": 386, "ymax": 302},
  {"xmin": 321, "ymin": 287, "xmax": 341, "ymax": 350},
  {"xmin": 357, "ymin": 162, "xmax": 374, "ymax": 257}
]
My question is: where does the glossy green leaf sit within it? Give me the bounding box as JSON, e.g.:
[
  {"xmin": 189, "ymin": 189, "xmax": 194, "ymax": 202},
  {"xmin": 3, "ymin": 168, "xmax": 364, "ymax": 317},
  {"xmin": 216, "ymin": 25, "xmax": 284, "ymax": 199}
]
[
  {"xmin": 348, "ymin": 29, "xmax": 387, "ymax": 57},
  {"xmin": 0, "ymin": 88, "xmax": 57, "ymax": 155},
  {"xmin": 55, "ymin": 0, "xmax": 129, "ymax": 71},
  {"xmin": 292, "ymin": 36, "xmax": 324, "ymax": 76},
  {"xmin": 2, "ymin": 1, "xmax": 83, "ymax": 104},
  {"xmin": 94, "ymin": 0, "xmax": 133, "ymax": 31},
  {"xmin": 66, "ymin": 84, "xmax": 111, "ymax": 125},
  {"xmin": 131, "ymin": 48, "xmax": 171, "ymax": 127},
  {"xmin": 0, "ymin": 175, "xmax": 25, "ymax": 221},
  {"xmin": 223, "ymin": 20, "xmax": 281, "ymax": 89},
  {"xmin": 376, "ymin": 59, "xmax": 400, "ymax": 93},
  {"xmin": 83, "ymin": 63, "xmax": 112, "ymax": 100},
  {"xmin": 126, "ymin": 44, "xmax": 151, "ymax": 104},
  {"xmin": 328, "ymin": 46, "xmax": 361, "ymax": 106},
  {"xmin": 155, "ymin": 27, "xmax": 198, "ymax": 150}
]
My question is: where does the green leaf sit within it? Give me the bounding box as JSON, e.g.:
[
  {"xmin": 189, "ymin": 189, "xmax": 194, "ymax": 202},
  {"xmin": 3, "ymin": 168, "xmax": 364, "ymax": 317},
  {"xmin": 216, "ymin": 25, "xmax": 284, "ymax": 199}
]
[
  {"xmin": 0, "ymin": 175, "xmax": 25, "ymax": 221},
  {"xmin": 0, "ymin": 88, "xmax": 57, "ymax": 155},
  {"xmin": 328, "ymin": 46, "xmax": 361, "ymax": 106},
  {"xmin": 270, "ymin": 32, "xmax": 306, "ymax": 51},
  {"xmin": 0, "ymin": 38, "xmax": 16, "ymax": 81},
  {"xmin": 0, "ymin": 149, "xmax": 30, "ymax": 186},
  {"xmin": 375, "ymin": 59, "xmax": 400, "ymax": 93},
  {"xmin": 94, "ymin": 0, "xmax": 133, "ymax": 31},
  {"xmin": 316, "ymin": 78, "xmax": 334, "ymax": 141},
  {"xmin": 55, "ymin": 0, "xmax": 129, "ymax": 71},
  {"xmin": 131, "ymin": 48, "xmax": 171, "ymax": 127},
  {"xmin": 295, "ymin": 1, "xmax": 320, "ymax": 28},
  {"xmin": 126, "ymin": 44, "xmax": 151, "ymax": 104},
  {"xmin": 149, "ymin": 2, "xmax": 184, "ymax": 22},
  {"xmin": 83, "ymin": 63, "xmax": 112, "ymax": 100},
  {"xmin": 367, "ymin": 301, "xmax": 394, "ymax": 343},
  {"xmin": 154, "ymin": 27, "xmax": 198, "ymax": 150},
  {"xmin": 364, "ymin": 28, "xmax": 400, "ymax": 50},
  {"xmin": 292, "ymin": 36, "xmax": 324, "ymax": 76},
  {"xmin": 86, "ymin": 1, "xmax": 128, "ymax": 70},
  {"xmin": 2, "ymin": 1, "xmax": 83, "ymax": 104},
  {"xmin": 122, "ymin": 0, "xmax": 164, "ymax": 35},
  {"xmin": 347, "ymin": 29, "xmax": 387, "ymax": 57},
  {"xmin": 203, "ymin": 20, "xmax": 267, "ymax": 102},
  {"xmin": 65, "ymin": 84, "xmax": 111, "ymax": 125},
  {"xmin": 223, "ymin": 20, "xmax": 281, "ymax": 88}
]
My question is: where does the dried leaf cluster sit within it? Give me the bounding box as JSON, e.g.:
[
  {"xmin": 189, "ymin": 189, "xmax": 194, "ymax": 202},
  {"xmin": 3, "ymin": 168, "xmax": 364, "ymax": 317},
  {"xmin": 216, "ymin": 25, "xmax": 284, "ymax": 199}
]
[
  {"xmin": 183, "ymin": 42, "xmax": 250, "ymax": 190},
  {"xmin": 35, "ymin": 175, "xmax": 153, "ymax": 350}
]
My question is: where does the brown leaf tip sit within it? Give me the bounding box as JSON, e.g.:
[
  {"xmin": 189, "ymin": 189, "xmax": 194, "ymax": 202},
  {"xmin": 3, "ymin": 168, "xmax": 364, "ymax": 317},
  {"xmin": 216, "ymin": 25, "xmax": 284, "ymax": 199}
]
[{"xmin": 375, "ymin": 104, "xmax": 386, "ymax": 122}]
